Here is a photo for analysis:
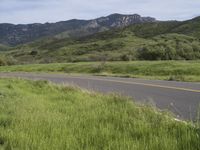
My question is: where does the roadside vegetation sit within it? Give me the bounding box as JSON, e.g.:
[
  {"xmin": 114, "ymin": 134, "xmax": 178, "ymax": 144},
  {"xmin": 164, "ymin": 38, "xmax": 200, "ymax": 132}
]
[
  {"xmin": 0, "ymin": 61, "xmax": 200, "ymax": 82},
  {"xmin": 0, "ymin": 79, "xmax": 199, "ymax": 150}
]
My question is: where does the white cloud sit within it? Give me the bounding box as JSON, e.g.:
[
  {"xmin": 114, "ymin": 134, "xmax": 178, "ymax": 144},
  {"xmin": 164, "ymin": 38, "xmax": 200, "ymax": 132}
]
[{"xmin": 0, "ymin": 0, "xmax": 200, "ymax": 24}]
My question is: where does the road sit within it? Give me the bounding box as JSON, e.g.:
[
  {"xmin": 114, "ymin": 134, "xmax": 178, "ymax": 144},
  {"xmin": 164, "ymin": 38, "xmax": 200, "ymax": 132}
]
[{"xmin": 0, "ymin": 72, "xmax": 200, "ymax": 120}]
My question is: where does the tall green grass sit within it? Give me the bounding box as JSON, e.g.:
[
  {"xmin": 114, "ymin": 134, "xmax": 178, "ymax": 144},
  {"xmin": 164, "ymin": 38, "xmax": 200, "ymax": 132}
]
[
  {"xmin": 0, "ymin": 79, "xmax": 199, "ymax": 150},
  {"xmin": 0, "ymin": 61, "xmax": 200, "ymax": 82}
]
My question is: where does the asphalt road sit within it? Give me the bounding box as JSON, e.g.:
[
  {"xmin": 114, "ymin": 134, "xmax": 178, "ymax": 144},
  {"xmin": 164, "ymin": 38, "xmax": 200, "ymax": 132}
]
[{"xmin": 0, "ymin": 72, "xmax": 200, "ymax": 120}]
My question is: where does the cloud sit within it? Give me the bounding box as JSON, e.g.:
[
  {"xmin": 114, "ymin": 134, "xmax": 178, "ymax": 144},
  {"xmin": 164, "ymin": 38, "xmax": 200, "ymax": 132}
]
[{"xmin": 0, "ymin": 0, "xmax": 200, "ymax": 24}]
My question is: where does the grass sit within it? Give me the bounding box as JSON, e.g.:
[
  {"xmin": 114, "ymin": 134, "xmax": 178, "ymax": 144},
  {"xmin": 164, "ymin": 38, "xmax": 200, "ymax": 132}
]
[
  {"xmin": 0, "ymin": 61, "xmax": 200, "ymax": 82},
  {"xmin": 0, "ymin": 78, "xmax": 199, "ymax": 150}
]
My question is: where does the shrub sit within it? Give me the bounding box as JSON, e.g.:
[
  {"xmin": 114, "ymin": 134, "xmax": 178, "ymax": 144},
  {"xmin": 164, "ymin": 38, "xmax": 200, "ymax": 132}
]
[
  {"xmin": 0, "ymin": 56, "xmax": 16, "ymax": 66},
  {"xmin": 30, "ymin": 50, "xmax": 38, "ymax": 56},
  {"xmin": 138, "ymin": 39, "xmax": 200, "ymax": 60},
  {"xmin": 0, "ymin": 58, "xmax": 6, "ymax": 66}
]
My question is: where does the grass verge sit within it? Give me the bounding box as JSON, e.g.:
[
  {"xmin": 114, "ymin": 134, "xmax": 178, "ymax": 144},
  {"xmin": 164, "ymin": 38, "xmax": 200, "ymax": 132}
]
[
  {"xmin": 0, "ymin": 79, "xmax": 199, "ymax": 150},
  {"xmin": 0, "ymin": 61, "xmax": 200, "ymax": 82}
]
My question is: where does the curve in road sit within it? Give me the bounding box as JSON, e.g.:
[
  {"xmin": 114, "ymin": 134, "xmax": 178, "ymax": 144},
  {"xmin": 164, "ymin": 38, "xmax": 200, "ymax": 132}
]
[{"xmin": 0, "ymin": 72, "xmax": 199, "ymax": 120}]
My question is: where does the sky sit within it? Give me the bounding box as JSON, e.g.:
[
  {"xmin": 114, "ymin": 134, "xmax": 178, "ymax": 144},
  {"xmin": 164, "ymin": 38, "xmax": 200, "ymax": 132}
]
[{"xmin": 0, "ymin": 0, "xmax": 200, "ymax": 24}]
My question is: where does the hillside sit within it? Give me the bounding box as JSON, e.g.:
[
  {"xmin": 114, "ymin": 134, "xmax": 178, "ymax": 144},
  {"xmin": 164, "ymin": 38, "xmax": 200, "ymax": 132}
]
[
  {"xmin": 2, "ymin": 16, "xmax": 200, "ymax": 64},
  {"xmin": 0, "ymin": 44, "xmax": 9, "ymax": 51},
  {"xmin": 0, "ymin": 14, "xmax": 156, "ymax": 46},
  {"xmin": 171, "ymin": 17, "xmax": 200, "ymax": 38}
]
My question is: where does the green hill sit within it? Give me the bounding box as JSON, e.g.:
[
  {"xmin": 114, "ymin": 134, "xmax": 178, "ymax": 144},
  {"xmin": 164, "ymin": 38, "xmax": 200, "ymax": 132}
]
[
  {"xmin": 171, "ymin": 17, "xmax": 200, "ymax": 38},
  {"xmin": 3, "ymin": 16, "xmax": 200, "ymax": 64}
]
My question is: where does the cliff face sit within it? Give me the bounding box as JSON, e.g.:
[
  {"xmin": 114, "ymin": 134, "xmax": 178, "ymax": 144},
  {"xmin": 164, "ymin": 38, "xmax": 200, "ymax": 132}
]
[
  {"xmin": 0, "ymin": 14, "xmax": 156, "ymax": 46},
  {"xmin": 96, "ymin": 14, "xmax": 156, "ymax": 27}
]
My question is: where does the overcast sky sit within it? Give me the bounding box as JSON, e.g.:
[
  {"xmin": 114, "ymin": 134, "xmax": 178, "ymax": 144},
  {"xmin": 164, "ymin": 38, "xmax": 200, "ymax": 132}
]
[{"xmin": 0, "ymin": 0, "xmax": 200, "ymax": 24}]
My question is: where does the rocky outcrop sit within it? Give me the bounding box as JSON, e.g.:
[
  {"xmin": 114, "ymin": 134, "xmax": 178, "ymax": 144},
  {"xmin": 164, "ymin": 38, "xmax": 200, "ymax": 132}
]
[{"xmin": 97, "ymin": 14, "xmax": 156, "ymax": 27}]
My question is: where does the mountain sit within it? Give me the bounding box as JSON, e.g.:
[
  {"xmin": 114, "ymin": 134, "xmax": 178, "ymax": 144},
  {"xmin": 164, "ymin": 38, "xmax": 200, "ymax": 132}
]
[
  {"xmin": 1, "ymin": 15, "xmax": 200, "ymax": 64},
  {"xmin": 3, "ymin": 16, "xmax": 200, "ymax": 64},
  {"xmin": 0, "ymin": 14, "xmax": 156, "ymax": 46}
]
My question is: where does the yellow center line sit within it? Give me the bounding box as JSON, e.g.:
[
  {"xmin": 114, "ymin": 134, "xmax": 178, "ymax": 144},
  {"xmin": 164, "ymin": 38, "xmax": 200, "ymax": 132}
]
[{"xmin": 67, "ymin": 76, "xmax": 200, "ymax": 93}]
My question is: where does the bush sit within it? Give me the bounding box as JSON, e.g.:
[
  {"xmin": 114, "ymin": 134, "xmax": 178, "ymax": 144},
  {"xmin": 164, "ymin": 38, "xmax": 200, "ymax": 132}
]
[
  {"xmin": 91, "ymin": 62, "xmax": 106, "ymax": 73},
  {"xmin": 30, "ymin": 50, "xmax": 38, "ymax": 56},
  {"xmin": 0, "ymin": 56, "xmax": 16, "ymax": 66},
  {"xmin": 138, "ymin": 46, "xmax": 166, "ymax": 60},
  {"xmin": 138, "ymin": 39, "xmax": 200, "ymax": 60},
  {"xmin": 168, "ymin": 75, "xmax": 186, "ymax": 81},
  {"xmin": 0, "ymin": 58, "xmax": 6, "ymax": 66}
]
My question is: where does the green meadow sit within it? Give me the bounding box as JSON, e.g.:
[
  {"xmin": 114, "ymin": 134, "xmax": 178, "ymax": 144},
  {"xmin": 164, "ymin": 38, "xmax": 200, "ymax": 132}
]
[{"xmin": 0, "ymin": 61, "xmax": 200, "ymax": 82}]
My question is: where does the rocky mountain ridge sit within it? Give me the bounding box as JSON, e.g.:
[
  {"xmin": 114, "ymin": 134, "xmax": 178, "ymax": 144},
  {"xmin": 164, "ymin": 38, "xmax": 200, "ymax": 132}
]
[{"xmin": 0, "ymin": 13, "xmax": 156, "ymax": 46}]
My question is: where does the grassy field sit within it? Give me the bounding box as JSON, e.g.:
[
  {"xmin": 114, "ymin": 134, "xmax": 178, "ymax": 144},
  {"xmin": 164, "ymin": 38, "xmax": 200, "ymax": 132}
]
[
  {"xmin": 0, "ymin": 79, "xmax": 199, "ymax": 150},
  {"xmin": 0, "ymin": 61, "xmax": 200, "ymax": 82}
]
